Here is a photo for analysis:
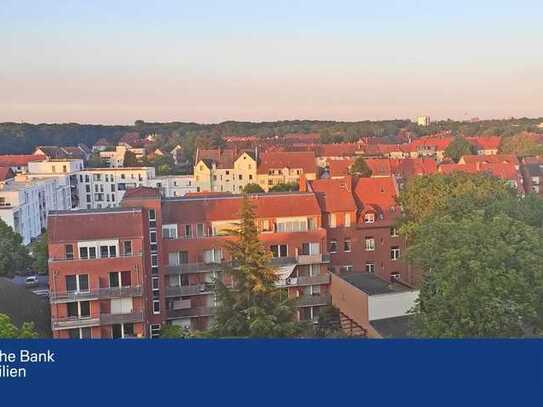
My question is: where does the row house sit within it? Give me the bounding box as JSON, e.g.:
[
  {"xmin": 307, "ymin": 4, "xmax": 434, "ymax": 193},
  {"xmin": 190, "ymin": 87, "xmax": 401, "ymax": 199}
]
[
  {"xmin": 307, "ymin": 176, "xmax": 414, "ymax": 286},
  {"xmin": 48, "ymin": 207, "xmax": 149, "ymax": 338},
  {"xmin": 193, "ymin": 148, "xmax": 257, "ymax": 193},
  {"xmin": 521, "ymin": 156, "xmax": 543, "ymax": 195},
  {"xmin": 257, "ymin": 151, "xmax": 317, "ymax": 191}
]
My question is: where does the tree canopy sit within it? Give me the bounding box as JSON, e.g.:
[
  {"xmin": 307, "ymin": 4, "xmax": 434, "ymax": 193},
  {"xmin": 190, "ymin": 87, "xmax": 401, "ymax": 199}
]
[
  {"xmin": 0, "ymin": 313, "xmax": 39, "ymax": 338},
  {"xmin": 0, "ymin": 219, "xmax": 31, "ymax": 276},
  {"xmin": 210, "ymin": 196, "xmax": 307, "ymax": 337},
  {"xmin": 349, "ymin": 156, "xmax": 373, "ymax": 177},
  {"xmin": 269, "ymin": 182, "xmax": 299, "ymax": 192},
  {"xmin": 242, "ymin": 183, "xmax": 265, "ymax": 193},
  {"xmin": 499, "ymin": 132, "xmax": 543, "ymax": 157},
  {"xmin": 31, "ymin": 233, "xmax": 48, "ymax": 275},
  {"xmin": 444, "ymin": 135, "xmax": 476, "ymax": 162}
]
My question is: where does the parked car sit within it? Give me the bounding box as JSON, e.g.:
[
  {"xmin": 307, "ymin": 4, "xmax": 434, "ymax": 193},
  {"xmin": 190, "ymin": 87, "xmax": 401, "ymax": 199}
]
[{"xmin": 24, "ymin": 276, "xmax": 39, "ymax": 288}]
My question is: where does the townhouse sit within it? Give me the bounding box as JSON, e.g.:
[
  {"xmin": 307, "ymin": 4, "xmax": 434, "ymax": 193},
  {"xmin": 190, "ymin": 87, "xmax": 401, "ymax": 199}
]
[
  {"xmin": 307, "ymin": 176, "xmax": 413, "ymax": 286},
  {"xmin": 520, "ymin": 156, "xmax": 543, "ymax": 195},
  {"xmin": 193, "ymin": 148, "xmax": 257, "ymax": 193},
  {"xmin": 147, "ymin": 175, "xmax": 197, "ymax": 197},
  {"xmin": 257, "ymin": 151, "xmax": 317, "ymax": 191}
]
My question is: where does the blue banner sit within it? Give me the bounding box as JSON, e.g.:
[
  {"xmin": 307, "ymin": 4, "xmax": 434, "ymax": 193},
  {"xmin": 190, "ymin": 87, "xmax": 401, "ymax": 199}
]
[{"xmin": 1, "ymin": 339, "xmax": 541, "ymax": 405}]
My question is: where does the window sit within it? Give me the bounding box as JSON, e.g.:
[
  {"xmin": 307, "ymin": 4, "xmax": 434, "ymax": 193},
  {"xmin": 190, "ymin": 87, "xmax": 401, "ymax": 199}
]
[
  {"xmin": 364, "ymin": 213, "xmax": 375, "ymax": 224},
  {"xmin": 109, "ymin": 272, "xmax": 119, "ymax": 288},
  {"xmin": 109, "ymin": 245, "xmax": 116, "ymax": 258},
  {"xmin": 65, "ymin": 275, "xmax": 89, "ymax": 292},
  {"xmin": 89, "ymin": 247, "xmax": 96, "ymax": 259},
  {"xmin": 196, "ymin": 223, "xmax": 205, "ymax": 237},
  {"xmin": 203, "ymin": 248, "xmax": 222, "ymax": 263},
  {"xmin": 365, "ymin": 237, "xmax": 375, "ymax": 251},
  {"xmin": 123, "ymin": 241, "xmax": 132, "ymax": 256},
  {"xmin": 67, "ymin": 301, "xmax": 90, "ymax": 318},
  {"xmin": 391, "ymin": 272, "xmax": 400, "ymax": 280},
  {"xmin": 391, "ymin": 227, "xmax": 399, "ymax": 237},
  {"xmin": 261, "ymin": 219, "xmax": 272, "ymax": 232},
  {"xmin": 329, "ymin": 213, "xmax": 336, "ymax": 228},
  {"xmin": 311, "ymin": 285, "xmax": 321, "ymax": 296},
  {"xmin": 151, "ymin": 254, "xmax": 158, "ymax": 267},
  {"xmin": 100, "ymin": 245, "xmax": 109, "ymax": 258},
  {"xmin": 79, "ymin": 247, "xmax": 88, "ymax": 259},
  {"xmin": 365, "ymin": 262, "xmax": 375, "ymax": 273},
  {"xmin": 149, "ymin": 231, "xmax": 157, "ymax": 243},
  {"xmin": 343, "ymin": 239, "xmax": 352, "ymax": 252},
  {"xmin": 152, "ymin": 276, "xmax": 160, "ymax": 290},
  {"xmin": 341, "ymin": 265, "xmax": 353, "ymax": 273},
  {"xmin": 162, "ymin": 224, "xmax": 178, "ymax": 240},
  {"xmin": 277, "ymin": 220, "xmax": 307, "ymax": 233},
  {"xmin": 169, "ymin": 251, "xmax": 188, "ymax": 266},
  {"xmin": 69, "ymin": 327, "xmax": 91, "ymax": 339},
  {"xmin": 345, "ymin": 213, "xmax": 351, "ymax": 227},
  {"xmin": 184, "ymin": 224, "xmax": 192, "ymax": 238},
  {"xmin": 149, "ymin": 209, "xmax": 156, "ymax": 227},
  {"xmin": 65, "ymin": 244, "xmax": 74, "ymax": 260},
  {"xmin": 328, "ymin": 240, "xmax": 337, "ymax": 254},
  {"xmin": 270, "ymin": 244, "xmax": 288, "ymax": 258},
  {"xmin": 153, "ymin": 300, "xmax": 160, "ymax": 314},
  {"xmin": 121, "ymin": 271, "xmax": 131, "ymax": 287},
  {"xmin": 308, "ymin": 217, "xmax": 317, "ymax": 231},
  {"xmin": 391, "ymin": 246, "xmax": 400, "ymax": 261}
]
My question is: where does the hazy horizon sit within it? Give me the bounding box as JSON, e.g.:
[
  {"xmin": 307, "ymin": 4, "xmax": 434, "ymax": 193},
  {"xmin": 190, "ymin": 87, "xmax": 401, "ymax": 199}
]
[{"xmin": 1, "ymin": 0, "xmax": 542, "ymax": 125}]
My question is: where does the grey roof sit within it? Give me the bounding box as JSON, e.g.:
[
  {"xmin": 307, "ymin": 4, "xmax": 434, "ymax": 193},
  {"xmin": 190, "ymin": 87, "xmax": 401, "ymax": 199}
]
[
  {"xmin": 370, "ymin": 315, "xmax": 413, "ymax": 338},
  {"xmin": 339, "ymin": 271, "xmax": 411, "ymax": 295},
  {"xmin": 0, "ymin": 278, "xmax": 51, "ymax": 338}
]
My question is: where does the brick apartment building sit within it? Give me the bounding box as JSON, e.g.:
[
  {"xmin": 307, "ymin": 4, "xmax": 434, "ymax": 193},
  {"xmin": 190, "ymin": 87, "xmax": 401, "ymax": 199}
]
[{"xmin": 48, "ymin": 188, "xmax": 334, "ymax": 338}]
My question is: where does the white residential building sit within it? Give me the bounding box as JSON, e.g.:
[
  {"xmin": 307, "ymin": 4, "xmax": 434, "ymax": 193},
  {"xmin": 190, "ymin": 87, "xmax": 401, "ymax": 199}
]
[
  {"xmin": 147, "ymin": 175, "xmax": 196, "ymax": 197},
  {"xmin": 0, "ymin": 174, "xmax": 72, "ymax": 245},
  {"xmin": 76, "ymin": 167, "xmax": 155, "ymax": 209}
]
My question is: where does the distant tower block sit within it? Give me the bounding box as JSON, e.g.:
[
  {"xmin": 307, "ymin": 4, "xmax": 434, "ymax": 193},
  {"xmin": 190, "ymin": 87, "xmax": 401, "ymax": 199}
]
[{"xmin": 416, "ymin": 116, "xmax": 431, "ymax": 127}]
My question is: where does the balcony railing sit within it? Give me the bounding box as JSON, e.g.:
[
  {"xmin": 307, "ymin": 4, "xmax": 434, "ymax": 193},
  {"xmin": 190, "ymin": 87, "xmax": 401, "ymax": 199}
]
[
  {"xmin": 165, "ymin": 255, "xmax": 329, "ymax": 276},
  {"xmin": 52, "ymin": 311, "xmax": 144, "ymax": 330},
  {"xmin": 281, "ymin": 273, "xmax": 330, "ymax": 287},
  {"xmin": 167, "ymin": 306, "xmax": 216, "ymax": 319},
  {"xmin": 49, "ymin": 252, "xmax": 144, "ymax": 263},
  {"xmin": 295, "ymin": 294, "xmax": 332, "ymax": 308},
  {"xmin": 165, "ymin": 284, "xmax": 214, "ymax": 297},
  {"xmin": 49, "ymin": 286, "xmax": 143, "ymax": 304}
]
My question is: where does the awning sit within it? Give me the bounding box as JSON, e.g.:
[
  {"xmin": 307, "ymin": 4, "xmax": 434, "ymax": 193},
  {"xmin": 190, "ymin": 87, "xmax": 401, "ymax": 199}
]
[{"xmin": 275, "ymin": 264, "xmax": 297, "ymax": 286}]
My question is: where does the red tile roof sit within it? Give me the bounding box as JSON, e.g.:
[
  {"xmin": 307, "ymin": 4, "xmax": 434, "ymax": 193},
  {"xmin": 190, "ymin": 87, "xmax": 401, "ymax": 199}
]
[
  {"xmin": 317, "ymin": 143, "xmax": 361, "ymax": 157},
  {"xmin": 353, "ymin": 177, "xmax": 399, "ymax": 215},
  {"xmin": 439, "ymin": 162, "xmax": 521, "ymax": 182},
  {"xmin": 366, "ymin": 159, "xmax": 393, "ymax": 177},
  {"xmin": 48, "ymin": 209, "xmax": 145, "ymax": 243},
  {"xmin": 459, "ymin": 154, "xmax": 519, "ymax": 167},
  {"xmin": 122, "ymin": 186, "xmax": 161, "ymax": 200},
  {"xmin": 327, "ymin": 158, "xmax": 353, "ymax": 177},
  {"xmin": 195, "ymin": 149, "xmax": 236, "ymax": 169},
  {"xmin": 396, "ymin": 158, "xmax": 438, "ymax": 178},
  {"xmin": 257, "ymin": 151, "xmax": 316, "ymax": 174},
  {"xmin": 162, "ymin": 192, "xmax": 321, "ymax": 223},
  {"xmin": 0, "ymin": 154, "xmax": 45, "ymax": 167},
  {"xmin": 309, "ymin": 177, "xmax": 357, "ymax": 213},
  {"xmin": 466, "ymin": 136, "xmax": 501, "ymax": 151},
  {"xmin": 0, "ymin": 167, "xmax": 15, "ymax": 181}
]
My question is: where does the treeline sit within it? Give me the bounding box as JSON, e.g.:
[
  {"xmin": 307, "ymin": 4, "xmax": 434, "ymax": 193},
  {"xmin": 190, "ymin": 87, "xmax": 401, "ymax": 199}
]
[{"xmin": 1, "ymin": 117, "xmax": 542, "ymax": 154}]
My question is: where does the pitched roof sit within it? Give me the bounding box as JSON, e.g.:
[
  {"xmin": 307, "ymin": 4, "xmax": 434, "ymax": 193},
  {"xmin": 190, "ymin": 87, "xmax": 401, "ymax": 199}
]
[
  {"xmin": 48, "ymin": 208, "xmax": 145, "ymax": 243},
  {"xmin": 439, "ymin": 162, "xmax": 520, "ymax": 181},
  {"xmin": 327, "ymin": 158, "xmax": 353, "ymax": 178},
  {"xmin": 0, "ymin": 154, "xmax": 45, "ymax": 167},
  {"xmin": 35, "ymin": 146, "xmax": 84, "ymax": 159},
  {"xmin": 0, "ymin": 167, "xmax": 15, "ymax": 181},
  {"xmin": 122, "ymin": 186, "xmax": 161, "ymax": 200},
  {"xmin": 366, "ymin": 159, "xmax": 393, "ymax": 177},
  {"xmin": 396, "ymin": 158, "xmax": 437, "ymax": 178},
  {"xmin": 459, "ymin": 154, "xmax": 519, "ymax": 166},
  {"xmin": 466, "ymin": 136, "xmax": 501, "ymax": 151},
  {"xmin": 161, "ymin": 192, "xmax": 322, "ymax": 223},
  {"xmin": 309, "ymin": 177, "xmax": 357, "ymax": 213},
  {"xmin": 195, "ymin": 149, "xmax": 236, "ymax": 169},
  {"xmin": 353, "ymin": 176, "xmax": 398, "ymax": 214},
  {"xmin": 257, "ymin": 151, "xmax": 316, "ymax": 174},
  {"xmin": 317, "ymin": 143, "xmax": 361, "ymax": 157}
]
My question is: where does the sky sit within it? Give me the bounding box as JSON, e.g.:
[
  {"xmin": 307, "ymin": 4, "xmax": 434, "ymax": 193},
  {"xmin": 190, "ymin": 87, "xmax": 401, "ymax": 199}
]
[{"xmin": 0, "ymin": 0, "xmax": 542, "ymax": 125}]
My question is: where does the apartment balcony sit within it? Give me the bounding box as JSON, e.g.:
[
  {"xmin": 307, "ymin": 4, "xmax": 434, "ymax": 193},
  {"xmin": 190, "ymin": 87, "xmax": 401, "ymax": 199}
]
[
  {"xmin": 295, "ymin": 293, "xmax": 332, "ymax": 308},
  {"xmin": 52, "ymin": 311, "xmax": 144, "ymax": 330},
  {"xmin": 295, "ymin": 254, "xmax": 330, "ymax": 265},
  {"xmin": 282, "ymin": 273, "xmax": 330, "ymax": 288},
  {"xmin": 99, "ymin": 311, "xmax": 144, "ymax": 325},
  {"xmin": 167, "ymin": 305, "xmax": 216, "ymax": 319},
  {"xmin": 49, "ymin": 286, "xmax": 143, "ymax": 304},
  {"xmin": 165, "ymin": 284, "xmax": 214, "ymax": 297}
]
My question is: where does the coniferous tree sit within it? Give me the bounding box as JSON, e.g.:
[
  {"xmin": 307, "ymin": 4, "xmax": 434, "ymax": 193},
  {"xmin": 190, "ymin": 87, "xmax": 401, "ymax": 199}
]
[
  {"xmin": 210, "ymin": 196, "xmax": 307, "ymax": 337},
  {"xmin": 349, "ymin": 156, "xmax": 372, "ymax": 177}
]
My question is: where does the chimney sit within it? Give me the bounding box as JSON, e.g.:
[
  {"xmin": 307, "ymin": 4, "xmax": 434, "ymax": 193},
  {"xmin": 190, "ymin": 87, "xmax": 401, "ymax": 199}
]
[{"xmin": 299, "ymin": 174, "xmax": 307, "ymax": 192}]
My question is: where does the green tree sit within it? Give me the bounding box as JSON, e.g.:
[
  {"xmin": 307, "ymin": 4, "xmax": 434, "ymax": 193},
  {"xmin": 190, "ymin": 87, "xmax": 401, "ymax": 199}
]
[
  {"xmin": 0, "ymin": 313, "xmax": 39, "ymax": 338},
  {"xmin": 269, "ymin": 182, "xmax": 299, "ymax": 192},
  {"xmin": 210, "ymin": 196, "xmax": 307, "ymax": 337},
  {"xmin": 31, "ymin": 233, "xmax": 48, "ymax": 275},
  {"xmin": 242, "ymin": 183, "xmax": 264, "ymax": 193},
  {"xmin": 314, "ymin": 305, "xmax": 346, "ymax": 337},
  {"xmin": 444, "ymin": 135, "xmax": 476, "ymax": 162},
  {"xmin": 159, "ymin": 324, "xmax": 192, "ymax": 338},
  {"xmin": 499, "ymin": 132, "xmax": 543, "ymax": 157},
  {"xmin": 398, "ymin": 173, "xmax": 513, "ymax": 236},
  {"xmin": 349, "ymin": 156, "xmax": 372, "ymax": 177},
  {"xmin": 86, "ymin": 152, "xmax": 107, "ymax": 168},
  {"xmin": 144, "ymin": 154, "xmax": 176, "ymax": 175},
  {"xmin": 0, "ymin": 219, "xmax": 31, "ymax": 276},
  {"xmin": 408, "ymin": 213, "xmax": 543, "ymax": 337},
  {"xmin": 123, "ymin": 150, "xmax": 141, "ymax": 167}
]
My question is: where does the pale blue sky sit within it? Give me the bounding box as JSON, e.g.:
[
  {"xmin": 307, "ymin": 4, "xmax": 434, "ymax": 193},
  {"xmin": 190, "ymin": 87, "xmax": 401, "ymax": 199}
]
[{"xmin": 1, "ymin": 0, "xmax": 542, "ymax": 124}]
